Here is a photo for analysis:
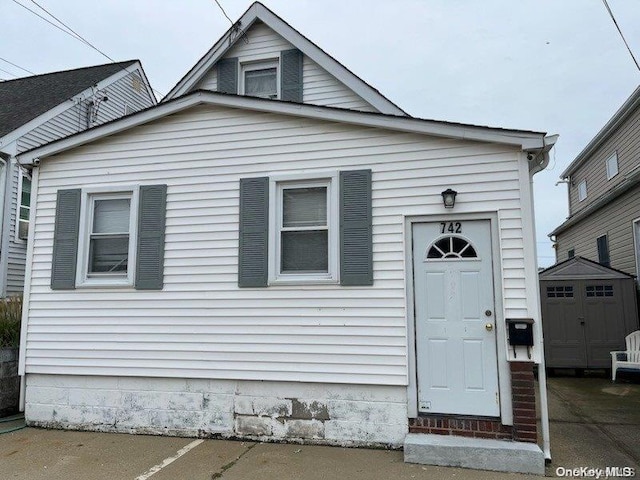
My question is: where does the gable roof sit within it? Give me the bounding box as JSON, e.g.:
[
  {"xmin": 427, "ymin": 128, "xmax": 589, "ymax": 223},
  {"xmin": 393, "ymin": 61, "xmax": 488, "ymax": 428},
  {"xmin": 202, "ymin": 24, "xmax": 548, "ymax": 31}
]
[
  {"xmin": 560, "ymin": 84, "xmax": 640, "ymax": 179},
  {"xmin": 0, "ymin": 60, "xmax": 138, "ymax": 139},
  {"xmin": 17, "ymin": 89, "xmax": 554, "ymax": 167},
  {"xmin": 163, "ymin": 2, "xmax": 406, "ymax": 116},
  {"xmin": 539, "ymin": 256, "xmax": 634, "ymax": 280}
]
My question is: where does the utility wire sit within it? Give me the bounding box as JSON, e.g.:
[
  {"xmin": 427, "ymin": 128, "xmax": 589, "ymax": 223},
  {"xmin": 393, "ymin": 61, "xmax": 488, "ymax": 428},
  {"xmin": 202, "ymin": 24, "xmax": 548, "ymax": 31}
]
[
  {"xmin": 213, "ymin": 0, "xmax": 234, "ymax": 25},
  {"xmin": 0, "ymin": 56, "xmax": 36, "ymax": 75},
  {"xmin": 0, "ymin": 66, "xmax": 17, "ymax": 78},
  {"xmin": 28, "ymin": 0, "xmax": 116, "ymax": 62},
  {"xmin": 601, "ymin": 0, "xmax": 640, "ymax": 72},
  {"xmin": 11, "ymin": 0, "xmax": 165, "ymax": 97}
]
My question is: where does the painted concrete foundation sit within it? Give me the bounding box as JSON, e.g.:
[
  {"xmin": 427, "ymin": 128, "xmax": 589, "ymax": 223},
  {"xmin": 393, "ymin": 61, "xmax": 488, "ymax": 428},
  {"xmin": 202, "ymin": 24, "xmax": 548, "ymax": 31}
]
[
  {"xmin": 24, "ymin": 374, "xmax": 408, "ymax": 447},
  {"xmin": 404, "ymin": 433, "xmax": 545, "ymax": 475}
]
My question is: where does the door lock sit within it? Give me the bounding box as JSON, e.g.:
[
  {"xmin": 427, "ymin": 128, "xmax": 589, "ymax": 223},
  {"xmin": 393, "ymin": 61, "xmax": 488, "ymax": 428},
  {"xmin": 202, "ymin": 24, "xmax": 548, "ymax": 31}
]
[
  {"xmin": 485, "ymin": 323, "xmax": 494, "ymax": 331},
  {"xmin": 485, "ymin": 310, "xmax": 492, "ymax": 317}
]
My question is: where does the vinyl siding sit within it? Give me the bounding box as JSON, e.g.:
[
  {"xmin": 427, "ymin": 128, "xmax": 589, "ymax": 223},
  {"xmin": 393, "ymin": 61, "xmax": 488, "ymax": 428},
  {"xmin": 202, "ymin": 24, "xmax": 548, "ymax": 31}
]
[
  {"xmin": 16, "ymin": 69, "xmax": 154, "ymax": 153},
  {"xmin": 25, "ymin": 104, "xmax": 529, "ymax": 386},
  {"xmin": 7, "ymin": 69, "xmax": 154, "ymax": 295},
  {"xmin": 6, "ymin": 164, "xmax": 23, "ymax": 295},
  {"xmin": 568, "ymin": 104, "xmax": 640, "ymax": 214},
  {"xmin": 556, "ymin": 183, "xmax": 640, "ymax": 276},
  {"xmin": 194, "ymin": 22, "xmax": 377, "ymax": 112}
]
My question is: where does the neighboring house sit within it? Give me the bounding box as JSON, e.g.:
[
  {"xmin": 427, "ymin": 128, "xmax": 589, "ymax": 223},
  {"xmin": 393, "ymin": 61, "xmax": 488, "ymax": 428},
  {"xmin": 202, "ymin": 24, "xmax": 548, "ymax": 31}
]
[
  {"xmin": 16, "ymin": 3, "xmax": 555, "ymax": 474},
  {"xmin": 0, "ymin": 61, "xmax": 156, "ymax": 296},
  {"xmin": 550, "ymin": 84, "xmax": 640, "ymax": 279}
]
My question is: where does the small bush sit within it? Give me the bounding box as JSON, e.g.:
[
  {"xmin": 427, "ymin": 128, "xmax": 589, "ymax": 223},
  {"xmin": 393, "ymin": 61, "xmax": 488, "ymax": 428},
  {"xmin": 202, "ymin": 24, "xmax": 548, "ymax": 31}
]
[{"xmin": 0, "ymin": 296, "xmax": 22, "ymax": 348}]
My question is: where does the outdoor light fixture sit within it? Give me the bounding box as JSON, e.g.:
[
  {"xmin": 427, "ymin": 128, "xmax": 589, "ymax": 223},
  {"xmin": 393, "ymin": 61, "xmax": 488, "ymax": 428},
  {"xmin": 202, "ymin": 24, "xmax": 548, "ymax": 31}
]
[{"xmin": 441, "ymin": 188, "xmax": 457, "ymax": 209}]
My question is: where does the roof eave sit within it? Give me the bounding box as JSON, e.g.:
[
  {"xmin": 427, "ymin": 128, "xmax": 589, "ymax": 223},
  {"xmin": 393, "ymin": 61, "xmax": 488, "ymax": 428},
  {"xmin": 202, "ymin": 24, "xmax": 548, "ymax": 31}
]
[{"xmin": 560, "ymin": 84, "xmax": 640, "ymax": 179}]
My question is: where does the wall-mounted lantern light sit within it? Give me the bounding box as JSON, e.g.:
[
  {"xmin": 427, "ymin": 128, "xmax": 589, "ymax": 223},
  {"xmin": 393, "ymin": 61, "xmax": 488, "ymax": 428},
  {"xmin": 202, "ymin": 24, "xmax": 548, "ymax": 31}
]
[{"xmin": 441, "ymin": 188, "xmax": 457, "ymax": 209}]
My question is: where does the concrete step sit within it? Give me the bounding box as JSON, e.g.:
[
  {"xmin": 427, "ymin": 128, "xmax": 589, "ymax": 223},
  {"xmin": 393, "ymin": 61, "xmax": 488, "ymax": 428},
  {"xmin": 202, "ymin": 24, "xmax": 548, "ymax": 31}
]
[{"xmin": 404, "ymin": 433, "xmax": 545, "ymax": 475}]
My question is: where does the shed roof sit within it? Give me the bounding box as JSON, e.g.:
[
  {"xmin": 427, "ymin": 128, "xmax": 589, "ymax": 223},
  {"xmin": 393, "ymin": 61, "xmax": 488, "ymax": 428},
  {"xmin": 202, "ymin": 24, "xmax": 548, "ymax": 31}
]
[
  {"xmin": 0, "ymin": 60, "xmax": 137, "ymax": 138},
  {"xmin": 539, "ymin": 256, "xmax": 634, "ymax": 280}
]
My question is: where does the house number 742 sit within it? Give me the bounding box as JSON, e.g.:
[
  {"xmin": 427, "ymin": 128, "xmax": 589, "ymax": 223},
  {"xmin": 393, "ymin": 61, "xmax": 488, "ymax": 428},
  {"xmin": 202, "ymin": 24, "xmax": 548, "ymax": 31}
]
[{"xmin": 440, "ymin": 222, "xmax": 462, "ymax": 234}]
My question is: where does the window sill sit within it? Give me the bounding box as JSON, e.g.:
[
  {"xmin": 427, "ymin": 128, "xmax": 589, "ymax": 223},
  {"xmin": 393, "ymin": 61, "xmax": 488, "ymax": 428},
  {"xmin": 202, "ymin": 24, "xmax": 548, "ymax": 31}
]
[
  {"xmin": 269, "ymin": 275, "xmax": 338, "ymax": 286},
  {"xmin": 75, "ymin": 278, "xmax": 134, "ymax": 289}
]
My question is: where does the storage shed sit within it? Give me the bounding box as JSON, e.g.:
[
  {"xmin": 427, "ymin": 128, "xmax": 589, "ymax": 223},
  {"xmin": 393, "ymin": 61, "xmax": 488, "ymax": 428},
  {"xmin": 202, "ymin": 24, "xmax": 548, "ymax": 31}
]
[{"xmin": 540, "ymin": 257, "xmax": 639, "ymax": 370}]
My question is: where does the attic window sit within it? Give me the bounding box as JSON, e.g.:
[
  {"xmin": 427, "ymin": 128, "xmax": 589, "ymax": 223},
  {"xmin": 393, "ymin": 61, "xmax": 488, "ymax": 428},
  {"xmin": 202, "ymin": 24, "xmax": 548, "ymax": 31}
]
[{"xmin": 241, "ymin": 60, "xmax": 278, "ymax": 99}]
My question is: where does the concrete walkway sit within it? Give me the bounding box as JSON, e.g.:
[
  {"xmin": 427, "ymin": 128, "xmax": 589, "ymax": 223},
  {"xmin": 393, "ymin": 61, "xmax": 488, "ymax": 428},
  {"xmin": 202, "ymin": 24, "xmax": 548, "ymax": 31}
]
[{"xmin": 0, "ymin": 375, "xmax": 638, "ymax": 479}]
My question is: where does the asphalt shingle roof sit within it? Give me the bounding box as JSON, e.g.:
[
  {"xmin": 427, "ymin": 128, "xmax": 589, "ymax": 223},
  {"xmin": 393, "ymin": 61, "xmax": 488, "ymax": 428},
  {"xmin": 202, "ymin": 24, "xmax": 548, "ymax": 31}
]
[{"xmin": 0, "ymin": 60, "xmax": 137, "ymax": 138}]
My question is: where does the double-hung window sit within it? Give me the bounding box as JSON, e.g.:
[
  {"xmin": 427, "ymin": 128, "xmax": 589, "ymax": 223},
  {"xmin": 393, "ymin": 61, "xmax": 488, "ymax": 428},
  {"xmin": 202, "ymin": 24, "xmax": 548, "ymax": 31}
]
[
  {"xmin": 241, "ymin": 60, "xmax": 279, "ymax": 99},
  {"xmin": 578, "ymin": 179, "xmax": 587, "ymax": 202},
  {"xmin": 270, "ymin": 175, "xmax": 338, "ymax": 283},
  {"xmin": 17, "ymin": 171, "xmax": 31, "ymax": 241},
  {"xmin": 77, "ymin": 189, "xmax": 138, "ymax": 287}
]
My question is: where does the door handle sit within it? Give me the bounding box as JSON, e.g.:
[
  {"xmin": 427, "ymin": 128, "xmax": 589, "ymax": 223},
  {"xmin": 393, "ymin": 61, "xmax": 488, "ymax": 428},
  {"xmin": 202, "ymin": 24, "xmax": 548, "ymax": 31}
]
[{"xmin": 485, "ymin": 323, "xmax": 494, "ymax": 331}]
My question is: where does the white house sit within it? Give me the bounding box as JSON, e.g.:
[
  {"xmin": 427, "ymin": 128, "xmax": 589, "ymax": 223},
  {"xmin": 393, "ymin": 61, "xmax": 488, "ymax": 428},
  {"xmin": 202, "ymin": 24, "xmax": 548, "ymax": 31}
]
[
  {"xmin": 0, "ymin": 61, "xmax": 156, "ymax": 297},
  {"xmin": 16, "ymin": 3, "xmax": 555, "ymax": 474}
]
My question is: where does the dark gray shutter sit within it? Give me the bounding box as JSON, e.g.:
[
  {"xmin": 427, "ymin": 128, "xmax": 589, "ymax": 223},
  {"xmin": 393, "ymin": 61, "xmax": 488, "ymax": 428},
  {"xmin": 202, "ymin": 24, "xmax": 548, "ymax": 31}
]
[
  {"xmin": 340, "ymin": 170, "xmax": 373, "ymax": 286},
  {"xmin": 280, "ymin": 49, "xmax": 303, "ymax": 102},
  {"xmin": 135, "ymin": 185, "xmax": 167, "ymax": 290},
  {"xmin": 217, "ymin": 57, "xmax": 239, "ymax": 94},
  {"xmin": 51, "ymin": 189, "xmax": 81, "ymax": 290},
  {"xmin": 238, "ymin": 177, "xmax": 269, "ymax": 287}
]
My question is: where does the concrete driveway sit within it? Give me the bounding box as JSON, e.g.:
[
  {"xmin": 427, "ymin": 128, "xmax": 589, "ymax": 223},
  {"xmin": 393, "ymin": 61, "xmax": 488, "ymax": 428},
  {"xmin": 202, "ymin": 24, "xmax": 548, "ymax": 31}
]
[{"xmin": 1, "ymin": 374, "xmax": 638, "ymax": 479}]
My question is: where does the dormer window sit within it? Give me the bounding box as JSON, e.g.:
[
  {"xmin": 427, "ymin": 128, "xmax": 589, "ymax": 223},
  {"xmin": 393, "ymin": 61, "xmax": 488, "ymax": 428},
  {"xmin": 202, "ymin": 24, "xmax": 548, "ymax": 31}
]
[{"xmin": 241, "ymin": 60, "xmax": 279, "ymax": 99}]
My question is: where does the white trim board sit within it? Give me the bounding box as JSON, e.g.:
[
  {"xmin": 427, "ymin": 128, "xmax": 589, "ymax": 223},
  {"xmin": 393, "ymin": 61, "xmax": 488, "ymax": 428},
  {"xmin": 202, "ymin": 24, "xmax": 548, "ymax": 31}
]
[
  {"xmin": 17, "ymin": 91, "xmax": 550, "ymax": 165},
  {"xmin": 162, "ymin": 2, "xmax": 406, "ymax": 116}
]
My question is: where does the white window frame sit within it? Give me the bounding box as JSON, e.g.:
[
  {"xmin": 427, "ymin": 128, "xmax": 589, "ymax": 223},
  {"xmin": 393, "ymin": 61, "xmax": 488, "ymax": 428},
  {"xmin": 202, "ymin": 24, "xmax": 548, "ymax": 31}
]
[
  {"xmin": 606, "ymin": 152, "xmax": 619, "ymax": 180},
  {"xmin": 76, "ymin": 185, "xmax": 139, "ymax": 288},
  {"xmin": 240, "ymin": 58, "xmax": 280, "ymax": 99},
  {"xmin": 268, "ymin": 171, "xmax": 339, "ymax": 285},
  {"xmin": 633, "ymin": 218, "xmax": 640, "ymax": 283},
  {"xmin": 578, "ymin": 179, "xmax": 587, "ymax": 202},
  {"xmin": 15, "ymin": 169, "xmax": 31, "ymax": 243}
]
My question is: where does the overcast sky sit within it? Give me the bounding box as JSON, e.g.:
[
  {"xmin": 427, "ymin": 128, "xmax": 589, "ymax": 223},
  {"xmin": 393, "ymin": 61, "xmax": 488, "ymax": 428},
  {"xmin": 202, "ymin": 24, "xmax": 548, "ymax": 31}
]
[{"xmin": 2, "ymin": 0, "xmax": 639, "ymax": 266}]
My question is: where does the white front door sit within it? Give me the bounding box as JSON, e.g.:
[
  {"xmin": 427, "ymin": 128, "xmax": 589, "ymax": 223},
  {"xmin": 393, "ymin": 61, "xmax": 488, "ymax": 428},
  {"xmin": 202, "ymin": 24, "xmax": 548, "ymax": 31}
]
[{"xmin": 413, "ymin": 220, "xmax": 500, "ymax": 417}]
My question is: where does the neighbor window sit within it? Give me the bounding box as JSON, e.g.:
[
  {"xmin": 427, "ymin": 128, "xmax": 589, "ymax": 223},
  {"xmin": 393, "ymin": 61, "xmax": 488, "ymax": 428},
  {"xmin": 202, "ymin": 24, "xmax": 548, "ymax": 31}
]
[
  {"xmin": 568, "ymin": 248, "xmax": 575, "ymax": 259},
  {"xmin": 578, "ymin": 179, "xmax": 587, "ymax": 202},
  {"xmin": 606, "ymin": 152, "xmax": 619, "ymax": 180},
  {"xmin": 242, "ymin": 60, "xmax": 278, "ymax": 99},
  {"xmin": 17, "ymin": 172, "xmax": 31, "ymax": 241},
  {"xmin": 270, "ymin": 175, "xmax": 338, "ymax": 283},
  {"xmin": 77, "ymin": 189, "xmax": 137, "ymax": 286},
  {"xmin": 597, "ymin": 234, "xmax": 610, "ymax": 267}
]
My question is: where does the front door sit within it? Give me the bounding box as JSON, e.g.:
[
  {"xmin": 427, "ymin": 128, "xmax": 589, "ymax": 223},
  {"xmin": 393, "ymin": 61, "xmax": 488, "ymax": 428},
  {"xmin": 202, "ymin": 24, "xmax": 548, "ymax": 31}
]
[{"xmin": 413, "ymin": 220, "xmax": 500, "ymax": 417}]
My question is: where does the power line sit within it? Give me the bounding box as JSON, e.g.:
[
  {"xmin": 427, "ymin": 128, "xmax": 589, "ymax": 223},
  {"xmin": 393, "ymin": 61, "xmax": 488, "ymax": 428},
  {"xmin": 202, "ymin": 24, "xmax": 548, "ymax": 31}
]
[
  {"xmin": 601, "ymin": 0, "xmax": 640, "ymax": 72},
  {"xmin": 0, "ymin": 66, "xmax": 16, "ymax": 78},
  {"xmin": 11, "ymin": 0, "xmax": 165, "ymax": 97},
  {"xmin": 213, "ymin": 0, "xmax": 234, "ymax": 25},
  {"xmin": 0, "ymin": 56, "xmax": 36, "ymax": 75}
]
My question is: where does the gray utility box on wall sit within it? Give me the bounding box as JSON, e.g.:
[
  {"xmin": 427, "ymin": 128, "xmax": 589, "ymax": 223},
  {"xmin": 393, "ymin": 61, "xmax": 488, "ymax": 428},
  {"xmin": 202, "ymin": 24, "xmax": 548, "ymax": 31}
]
[{"xmin": 539, "ymin": 256, "xmax": 639, "ymax": 370}]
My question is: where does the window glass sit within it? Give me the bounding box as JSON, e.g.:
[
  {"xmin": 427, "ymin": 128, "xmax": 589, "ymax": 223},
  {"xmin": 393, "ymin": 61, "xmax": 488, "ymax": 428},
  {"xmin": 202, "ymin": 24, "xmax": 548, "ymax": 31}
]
[
  {"xmin": 578, "ymin": 180, "xmax": 587, "ymax": 202},
  {"xmin": 568, "ymin": 248, "xmax": 575, "ymax": 259},
  {"xmin": 606, "ymin": 153, "xmax": 618, "ymax": 180},
  {"xmin": 281, "ymin": 231, "xmax": 328, "ymax": 272},
  {"xmin": 93, "ymin": 199, "xmax": 130, "ymax": 233},
  {"xmin": 586, "ymin": 285, "xmax": 614, "ymax": 297},
  {"xmin": 547, "ymin": 285, "xmax": 574, "ymax": 298},
  {"xmin": 279, "ymin": 185, "xmax": 329, "ymax": 275},
  {"xmin": 18, "ymin": 176, "xmax": 31, "ymax": 240},
  {"xmin": 89, "ymin": 197, "xmax": 131, "ymax": 275},
  {"xmin": 427, "ymin": 236, "xmax": 477, "ymax": 260},
  {"xmin": 597, "ymin": 235, "xmax": 610, "ymax": 267},
  {"xmin": 245, "ymin": 68, "xmax": 277, "ymax": 98},
  {"xmin": 283, "ymin": 187, "xmax": 327, "ymax": 227}
]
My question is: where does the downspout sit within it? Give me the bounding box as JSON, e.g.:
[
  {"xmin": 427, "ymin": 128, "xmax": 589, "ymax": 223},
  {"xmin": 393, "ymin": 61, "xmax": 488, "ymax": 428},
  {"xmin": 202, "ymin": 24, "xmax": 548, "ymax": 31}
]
[{"xmin": 529, "ymin": 138, "xmax": 556, "ymax": 462}]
